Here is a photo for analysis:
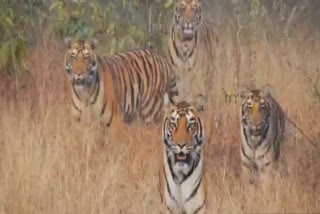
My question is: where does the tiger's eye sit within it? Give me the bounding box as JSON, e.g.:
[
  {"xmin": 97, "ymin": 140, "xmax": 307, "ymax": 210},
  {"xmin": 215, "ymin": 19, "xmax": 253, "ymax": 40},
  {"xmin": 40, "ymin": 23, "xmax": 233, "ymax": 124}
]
[
  {"xmin": 188, "ymin": 122, "xmax": 195, "ymax": 129},
  {"xmin": 170, "ymin": 118, "xmax": 177, "ymax": 128}
]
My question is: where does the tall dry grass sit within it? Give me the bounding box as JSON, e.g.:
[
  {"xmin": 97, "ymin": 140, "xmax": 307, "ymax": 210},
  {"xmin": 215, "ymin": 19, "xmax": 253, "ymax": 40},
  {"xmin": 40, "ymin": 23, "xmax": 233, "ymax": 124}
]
[{"xmin": 0, "ymin": 2, "xmax": 320, "ymax": 213}]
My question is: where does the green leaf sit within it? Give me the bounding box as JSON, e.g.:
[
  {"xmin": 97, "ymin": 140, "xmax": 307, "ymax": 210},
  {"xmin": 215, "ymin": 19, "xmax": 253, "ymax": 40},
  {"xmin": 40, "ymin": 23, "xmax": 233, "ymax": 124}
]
[
  {"xmin": 49, "ymin": 1, "xmax": 63, "ymax": 11},
  {"xmin": 0, "ymin": 41, "xmax": 11, "ymax": 70},
  {"xmin": 164, "ymin": 0, "xmax": 174, "ymax": 8},
  {"xmin": 4, "ymin": 17, "xmax": 13, "ymax": 27}
]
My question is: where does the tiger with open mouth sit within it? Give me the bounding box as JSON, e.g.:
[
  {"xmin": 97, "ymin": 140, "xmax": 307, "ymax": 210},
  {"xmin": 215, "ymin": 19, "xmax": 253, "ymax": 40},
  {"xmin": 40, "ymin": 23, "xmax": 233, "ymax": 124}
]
[{"xmin": 159, "ymin": 94, "xmax": 206, "ymax": 214}]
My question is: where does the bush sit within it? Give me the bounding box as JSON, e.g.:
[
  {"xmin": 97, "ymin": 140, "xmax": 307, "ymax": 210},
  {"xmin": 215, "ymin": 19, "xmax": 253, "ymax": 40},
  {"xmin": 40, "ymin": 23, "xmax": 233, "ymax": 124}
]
[
  {"xmin": 0, "ymin": 5, "xmax": 28, "ymax": 75},
  {"xmin": 49, "ymin": 0, "xmax": 173, "ymax": 55}
]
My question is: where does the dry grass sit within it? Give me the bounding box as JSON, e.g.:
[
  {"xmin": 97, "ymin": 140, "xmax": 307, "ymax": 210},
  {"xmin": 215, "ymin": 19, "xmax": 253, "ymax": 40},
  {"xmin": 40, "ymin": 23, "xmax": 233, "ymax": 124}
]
[{"xmin": 0, "ymin": 4, "xmax": 320, "ymax": 214}]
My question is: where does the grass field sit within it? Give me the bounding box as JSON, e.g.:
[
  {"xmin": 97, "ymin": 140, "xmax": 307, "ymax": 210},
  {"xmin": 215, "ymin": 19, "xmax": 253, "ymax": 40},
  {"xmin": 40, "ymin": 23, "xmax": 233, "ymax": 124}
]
[{"xmin": 0, "ymin": 2, "xmax": 320, "ymax": 213}]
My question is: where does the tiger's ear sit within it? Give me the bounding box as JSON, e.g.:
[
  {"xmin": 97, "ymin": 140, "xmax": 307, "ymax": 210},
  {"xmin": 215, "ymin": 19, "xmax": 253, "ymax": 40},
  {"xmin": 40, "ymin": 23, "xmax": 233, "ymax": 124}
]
[
  {"xmin": 193, "ymin": 94, "xmax": 205, "ymax": 112},
  {"xmin": 64, "ymin": 37, "xmax": 72, "ymax": 49},
  {"xmin": 88, "ymin": 38, "xmax": 98, "ymax": 50},
  {"xmin": 240, "ymin": 85, "xmax": 251, "ymax": 99},
  {"xmin": 164, "ymin": 93, "xmax": 174, "ymax": 116},
  {"xmin": 261, "ymin": 84, "xmax": 272, "ymax": 97}
]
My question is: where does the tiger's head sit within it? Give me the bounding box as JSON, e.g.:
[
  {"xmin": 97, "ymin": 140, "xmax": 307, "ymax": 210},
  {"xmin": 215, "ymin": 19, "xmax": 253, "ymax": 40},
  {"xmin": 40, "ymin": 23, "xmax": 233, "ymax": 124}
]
[
  {"xmin": 163, "ymin": 94, "xmax": 204, "ymax": 172},
  {"xmin": 64, "ymin": 38, "xmax": 99, "ymax": 91},
  {"xmin": 241, "ymin": 86, "xmax": 271, "ymax": 141},
  {"xmin": 173, "ymin": 0, "xmax": 202, "ymax": 41}
]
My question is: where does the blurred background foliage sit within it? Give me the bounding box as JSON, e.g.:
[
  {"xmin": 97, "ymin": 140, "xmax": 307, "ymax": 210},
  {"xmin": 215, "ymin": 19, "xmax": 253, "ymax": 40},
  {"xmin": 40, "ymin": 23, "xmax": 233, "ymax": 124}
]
[{"xmin": 0, "ymin": 0, "xmax": 175, "ymax": 77}]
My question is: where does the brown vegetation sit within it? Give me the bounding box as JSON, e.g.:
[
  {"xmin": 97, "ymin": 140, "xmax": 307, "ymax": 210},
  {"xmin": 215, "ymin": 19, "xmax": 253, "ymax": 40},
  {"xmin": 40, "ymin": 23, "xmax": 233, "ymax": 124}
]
[{"xmin": 0, "ymin": 1, "xmax": 320, "ymax": 213}]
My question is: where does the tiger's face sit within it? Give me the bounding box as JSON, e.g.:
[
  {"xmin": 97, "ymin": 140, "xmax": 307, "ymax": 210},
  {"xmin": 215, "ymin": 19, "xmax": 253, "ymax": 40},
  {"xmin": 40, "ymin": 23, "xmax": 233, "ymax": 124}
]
[
  {"xmin": 174, "ymin": 0, "xmax": 202, "ymax": 41},
  {"xmin": 163, "ymin": 101, "xmax": 204, "ymax": 171},
  {"xmin": 64, "ymin": 38, "xmax": 98, "ymax": 91},
  {"xmin": 241, "ymin": 89, "xmax": 271, "ymax": 141}
]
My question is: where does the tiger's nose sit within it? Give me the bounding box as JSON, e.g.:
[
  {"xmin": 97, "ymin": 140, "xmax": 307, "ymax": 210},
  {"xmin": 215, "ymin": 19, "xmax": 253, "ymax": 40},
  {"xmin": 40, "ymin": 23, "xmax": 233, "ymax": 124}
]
[{"xmin": 177, "ymin": 143, "xmax": 187, "ymax": 149}]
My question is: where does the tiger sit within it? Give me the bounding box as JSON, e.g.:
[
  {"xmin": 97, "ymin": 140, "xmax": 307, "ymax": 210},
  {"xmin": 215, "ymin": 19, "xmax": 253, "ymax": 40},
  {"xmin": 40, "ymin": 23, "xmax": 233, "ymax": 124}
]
[
  {"xmin": 159, "ymin": 93, "xmax": 206, "ymax": 214},
  {"xmin": 240, "ymin": 85, "xmax": 285, "ymax": 184},
  {"xmin": 168, "ymin": 0, "xmax": 218, "ymax": 104},
  {"xmin": 64, "ymin": 38, "xmax": 178, "ymax": 126}
]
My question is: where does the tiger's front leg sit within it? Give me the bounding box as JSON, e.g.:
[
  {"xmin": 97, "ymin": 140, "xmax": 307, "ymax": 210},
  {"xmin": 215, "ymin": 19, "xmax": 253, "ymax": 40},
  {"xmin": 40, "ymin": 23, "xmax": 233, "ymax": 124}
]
[
  {"xmin": 71, "ymin": 102, "xmax": 81, "ymax": 122},
  {"xmin": 241, "ymin": 164, "xmax": 256, "ymax": 185}
]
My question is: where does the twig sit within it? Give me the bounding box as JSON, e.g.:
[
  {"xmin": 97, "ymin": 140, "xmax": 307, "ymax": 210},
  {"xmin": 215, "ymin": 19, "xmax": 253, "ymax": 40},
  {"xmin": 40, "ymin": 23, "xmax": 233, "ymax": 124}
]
[
  {"xmin": 287, "ymin": 116, "xmax": 317, "ymax": 148},
  {"xmin": 283, "ymin": 5, "xmax": 297, "ymax": 37},
  {"xmin": 207, "ymin": 115, "xmax": 215, "ymax": 145},
  {"xmin": 157, "ymin": 170, "xmax": 163, "ymax": 203},
  {"xmin": 284, "ymin": 2, "xmax": 306, "ymax": 39}
]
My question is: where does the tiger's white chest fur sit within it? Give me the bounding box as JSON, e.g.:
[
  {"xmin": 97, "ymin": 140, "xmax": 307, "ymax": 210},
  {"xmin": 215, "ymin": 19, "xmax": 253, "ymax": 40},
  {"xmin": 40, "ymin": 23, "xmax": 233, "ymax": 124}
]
[
  {"xmin": 172, "ymin": 41, "xmax": 197, "ymax": 71},
  {"xmin": 71, "ymin": 71, "xmax": 105, "ymax": 124},
  {"xmin": 164, "ymin": 152, "xmax": 205, "ymax": 214},
  {"xmin": 240, "ymin": 117, "xmax": 277, "ymax": 171}
]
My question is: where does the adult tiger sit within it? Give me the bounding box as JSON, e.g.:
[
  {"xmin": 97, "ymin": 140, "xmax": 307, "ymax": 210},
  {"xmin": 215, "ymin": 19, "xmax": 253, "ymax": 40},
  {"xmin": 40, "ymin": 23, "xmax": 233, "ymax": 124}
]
[
  {"xmin": 168, "ymin": 0, "xmax": 218, "ymax": 104},
  {"xmin": 159, "ymin": 94, "xmax": 206, "ymax": 214},
  {"xmin": 240, "ymin": 86, "xmax": 285, "ymax": 184},
  {"xmin": 64, "ymin": 38, "xmax": 178, "ymax": 126}
]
